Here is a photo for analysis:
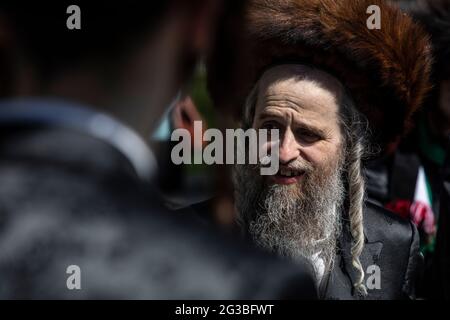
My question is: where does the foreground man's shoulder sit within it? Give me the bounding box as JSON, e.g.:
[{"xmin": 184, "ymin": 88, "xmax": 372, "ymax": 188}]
[{"xmin": 363, "ymin": 200, "xmax": 417, "ymax": 243}]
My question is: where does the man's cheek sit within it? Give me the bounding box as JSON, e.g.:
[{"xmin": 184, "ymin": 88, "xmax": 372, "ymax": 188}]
[{"xmin": 307, "ymin": 148, "xmax": 339, "ymax": 171}]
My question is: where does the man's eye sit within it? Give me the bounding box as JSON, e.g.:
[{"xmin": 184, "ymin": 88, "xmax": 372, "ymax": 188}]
[
  {"xmin": 296, "ymin": 129, "xmax": 321, "ymax": 143},
  {"xmin": 261, "ymin": 121, "xmax": 280, "ymax": 130}
]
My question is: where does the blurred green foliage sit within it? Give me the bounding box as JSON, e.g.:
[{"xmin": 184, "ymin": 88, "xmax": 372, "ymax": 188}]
[
  {"xmin": 185, "ymin": 63, "xmax": 217, "ymax": 129},
  {"xmin": 184, "ymin": 63, "xmax": 217, "ymax": 174}
]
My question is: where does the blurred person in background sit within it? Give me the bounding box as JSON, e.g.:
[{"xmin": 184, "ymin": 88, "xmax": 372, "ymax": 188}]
[
  {"xmin": 435, "ymin": 143, "xmax": 450, "ymax": 300},
  {"xmin": 365, "ymin": 0, "xmax": 450, "ymax": 299},
  {"xmin": 152, "ymin": 65, "xmax": 216, "ymax": 209},
  {"xmin": 0, "ymin": 1, "xmax": 317, "ymax": 299},
  {"xmin": 208, "ymin": 0, "xmax": 432, "ymax": 299}
]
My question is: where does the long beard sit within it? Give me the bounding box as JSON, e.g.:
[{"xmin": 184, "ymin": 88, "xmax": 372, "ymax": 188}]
[{"xmin": 233, "ymin": 155, "xmax": 345, "ymax": 278}]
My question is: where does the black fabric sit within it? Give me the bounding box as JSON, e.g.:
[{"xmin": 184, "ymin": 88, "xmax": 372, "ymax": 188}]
[
  {"xmin": 365, "ymin": 150, "xmax": 421, "ymax": 205},
  {"xmin": 0, "ymin": 117, "xmax": 317, "ymax": 299},
  {"xmin": 430, "ymin": 139, "xmax": 450, "ymax": 299},
  {"xmin": 364, "ymin": 157, "xmax": 391, "ymax": 205},
  {"xmin": 189, "ymin": 198, "xmax": 422, "ymax": 300},
  {"xmin": 389, "ymin": 151, "xmax": 421, "ymax": 201},
  {"xmin": 323, "ymin": 201, "xmax": 422, "ymax": 300}
]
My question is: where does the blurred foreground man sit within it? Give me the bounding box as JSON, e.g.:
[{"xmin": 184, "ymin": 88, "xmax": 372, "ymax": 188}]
[
  {"xmin": 412, "ymin": 0, "xmax": 450, "ymax": 300},
  {"xmin": 364, "ymin": 0, "xmax": 450, "ymax": 299},
  {"xmin": 209, "ymin": 0, "xmax": 432, "ymax": 299},
  {"xmin": 0, "ymin": 1, "xmax": 316, "ymax": 298}
]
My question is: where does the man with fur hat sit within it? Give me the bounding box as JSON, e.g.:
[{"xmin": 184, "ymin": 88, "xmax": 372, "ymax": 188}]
[{"xmin": 208, "ymin": 0, "xmax": 432, "ymax": 299}]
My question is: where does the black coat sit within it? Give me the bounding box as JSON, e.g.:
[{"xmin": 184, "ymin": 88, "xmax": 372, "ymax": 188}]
[
  {"xmin": 323, "ymin": 201, "xmax": 422, "ymax": 300},
  {"xmin": 190, "ymin": 199, "xmax": 422, "ymax": 300},
  {"xmin": 0, "ymin": 99, "xmax": 317, "ymax": 299},
  {"xmin": 429, "ymin": 140, "xmax": 450, "ymax": 300}
]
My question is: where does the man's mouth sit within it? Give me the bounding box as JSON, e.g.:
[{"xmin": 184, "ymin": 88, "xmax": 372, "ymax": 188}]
[{"xmin": 269, "ymin": 167, "xmax": 305, "ymax": 185}]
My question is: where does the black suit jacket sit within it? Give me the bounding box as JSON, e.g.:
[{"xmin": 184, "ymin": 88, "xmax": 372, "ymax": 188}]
[
  {"xmin": 0, "ymin": 99, "xmax": 317, "ymax": 299},
  {"xmin": 189, "ymin": 198, "xmax": 422, "ymax": 300},
  {"xmin": 323, "ymin": 201, "xmax": 422, "ymax": 300}
]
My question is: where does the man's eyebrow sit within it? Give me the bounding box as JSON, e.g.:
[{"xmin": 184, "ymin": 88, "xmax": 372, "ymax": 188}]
[
  {"xmin": 257, "ymin": 111, "xmax": 284, "ymax": 122},
  {"xmin": 295, "ymin": 123, "xmax": 327, "ymax": 137},
  {"xmin": 257, "ymin": 111, "xmax": 326, "ymax": 136}
]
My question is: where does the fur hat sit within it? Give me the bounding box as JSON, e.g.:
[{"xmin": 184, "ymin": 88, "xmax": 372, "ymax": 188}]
[{"xmin": 208, "ymin": 0, "xmax": 432, "ymax": 147}]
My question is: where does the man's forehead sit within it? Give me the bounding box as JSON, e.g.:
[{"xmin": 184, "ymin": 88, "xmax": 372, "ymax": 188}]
[{"xmin": 258, "ymin": 64, "xmax": 345, "ymax": 101}]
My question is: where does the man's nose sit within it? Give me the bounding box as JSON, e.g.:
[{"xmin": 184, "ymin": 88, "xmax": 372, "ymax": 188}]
[{"xmin": 279, "ymin": 128, "xmax": 299, "ymax": 164}]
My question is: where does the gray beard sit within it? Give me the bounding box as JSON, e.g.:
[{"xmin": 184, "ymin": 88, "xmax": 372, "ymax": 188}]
[{"xmin": 233, "ymin": 158, "xmax": 345, "ymax": 278}]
